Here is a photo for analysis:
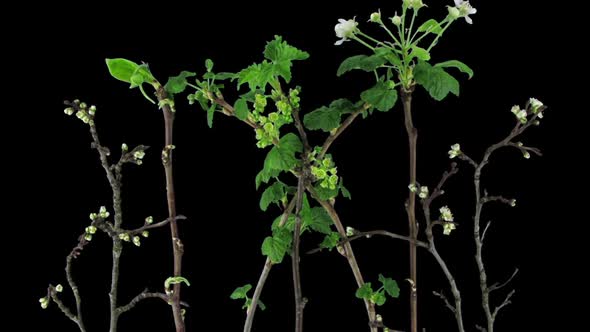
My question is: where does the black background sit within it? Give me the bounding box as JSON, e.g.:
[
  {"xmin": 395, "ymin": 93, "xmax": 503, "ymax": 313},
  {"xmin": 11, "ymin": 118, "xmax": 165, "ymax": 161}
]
[{"xmin": 10, "ymin": 1, "xmax": 575, "ymax": 331}]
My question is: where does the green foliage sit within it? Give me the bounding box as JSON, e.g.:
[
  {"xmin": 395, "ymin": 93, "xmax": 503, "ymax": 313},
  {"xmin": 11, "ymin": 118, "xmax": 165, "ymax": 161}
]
[
  {"xmin": 320, "ymin": 232, "xmax": 340, "ymax": 250},
  {"xmin": 434, "ymin": 60, "xmax": 474, "ymax": 79},
  {"xmin": 105, "ymin": 58, "xmax": 157, "ymax": 103},
  {"xmin": 374, "ymin": 47, "xmax": 402, "ymax": 67},
  {"xmin": 164, "ymin": 276, "xmax": 191, "ymax": 289},
  {"xmin": 206, "ymin": 104, "xmax": 216, "ymax": 128},
  {"xmin": 313, "ymin": 177, "xmax": 351, "ymax": 201},
  {"xmin": 417, "ymin": 19, "xmax": 443, "ymax": 35},
  {"xmin": 255, "ymin": 133, "xmax": 303, "ymax": 189},
  {"xmin": 303, "ymin": 99, "xmax": 356, "ymax": 132},
  {"xmin": 264, "ymin": 35, "xmax": 310, "ymax": 83},
  {"xmin": 234, "ymin": 98, "xmax": 250, "ymax": 121},
  {"xmin": 307, "ymin": 207, "xmax": 333, "ymax": 235},
  {"xmin": 238, "ymin": 36, "xmax": 309, "ymax": 91},
  {"xmin": 410, "ymin": 46, "xmax": 431, "ymax": 61},
  {"xmin": 355, "ymin": 283, "xmax": 373, "ymax": 300},
  {"xmin": 361, "ymin": 82, "xmax": 398, "ymax": 112},
  {"xmin": 261, "ymin": 227, "xmax": 292, "ymax": 264},
  {"xmin": 378, "ymin": 274, "xmax": 400, "ymax": 298},
  {"xmin": 230, "ymin": 284, "xmax": 252, "ymax": 299},
  {"xmin": 337, "ymin": 55, "xmax": 387, "ymax": 76},
  {"xmin": 260, "ymin": 181, "xmax": 286, "ymax": 211},
  {"xmin": 414, "ymin": 62, "xmax": 460, "ymax": 101},
  {"xmin": 165, "ymin": 71, "xmax": 196, "ymax": 96}
]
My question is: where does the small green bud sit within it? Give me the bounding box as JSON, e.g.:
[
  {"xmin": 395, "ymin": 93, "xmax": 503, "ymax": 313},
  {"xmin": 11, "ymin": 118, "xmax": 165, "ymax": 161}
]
[
  {"xmin": 369, "ymin": 10, "xmax": 382, "ymax": 23},
  {"xmin": 90, "ymin": 213, "xmax": 98, "ymax": 221},
  {"xmin": 408, "ymin": 183, "xmax": 418, "ymax": 192},
  {"xmin": 99, "ymin": 206, "xmax": 110, "ymax": 218},
  {"xmin": 510, "ymin": 199, "xmax": 517, "ymax": 207},
  {"xmin": 84, "ymin": 234, "xmax": 93, "ymax": 241},
  {"xmin": 119, "ymin": 233, "xmax": 130, "ymax": 242},
  {"xmin": 79, "ymin": 102, "xmax": 87, "ymax": 109},
  {"xmin": 142, "ymin": 231, "xmax": 149, "ymax": 238},
  {"xmin": 39, "ymin": 297, "xmax": 49, "ymax": 309},
  {"xmin": 121, "ymin": 143, "xmax": 128, "ymax": 152},
  {"xmin": 133, "ymin": 236, "xmax": 141, "ymax": 247},
  {"xmin": 391, "ymin": 12, "xmax": 402, "ymax": 25},
  {"xmin": 322, "ymin": 158, "xmax": 332, "ymax": 168},
  {"xmin": 133, "ymin": 150, "xmax": 146, "ymax": 160},
  {"xmin": 346, "ymin": 226, "xmax": 356, "ymax": 237},
  {"xmin": 145, "ymin": 216, "xmax": 154, "ymax": 224},
  {"xmin": 55, "ymin": 284, "xmax": 63, "ymax": 293},
  {"xmin": 329, "ymin": 174, "xmax": 339, "ymax": 185},
  {"xmin": 448, "ymin": 6, "xmax": 461, "ymax": 19},
  {"xmin": 268, "ymin": 112, "xmax": 279, "ymax": 122},
  {"xmin": 443, "ymin": 222, "xmax": 456, "ymax": 235},
  {"xmin": 376, "ymin": 314, "xmax": 383, "ymax": 323},
  {"xmin": 523, "ymin": 151, "xmax": 531, "ymax": 159},
  {"xmin": 418, "ymin": 186, "xmax": 429, "ymax": 199},
  {"xmin": 64, "ymin": 107, "xmax": 75, "ymax": 116}
]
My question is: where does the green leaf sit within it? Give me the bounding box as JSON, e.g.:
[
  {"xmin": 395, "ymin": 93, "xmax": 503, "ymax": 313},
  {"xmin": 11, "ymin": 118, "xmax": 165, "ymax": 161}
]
[
  {"xmin": 215, "ymin": 72, "xmax": 236, "ymax": 80},
  {"xmin": 271, "ymin": 214, "xmax": 296, "ymax": 232},
  {"xmin": 261, "ymin": 228, "xmax": 292, "ymax": 264},
  {"xmin": 264, "ymin": 35, "xmax": 309, "ymax": 83},
  {"xmin": 205, "ymin": 59, "xmax": 214, "ymax": 72},
  {"xmin": 410, "ymin": 46, "xmax": 431, "ymax": 61},
  {"xmin": 417, "ymin": 19, "xmax": 443, "ymax": 35},
  {"xmin": 303, "ymin": 98, "xmax": 356, "ymax": 132},
  {"xmin": 307, "ymin": 207, "xmax": 333, "ymax": 235},
  {"xmin": 320, "ymin": 232, "xmax": 340, "ymax": 250},
  {"xmin": 378, "ymin": 274, "xmax": 400, "ymax": 298},
  {"xmin": 361, "ymin": 82, "xmax": 398, "ymax": 112},
  {"xmin": 105, "ymin": 58, "xmax": 139, "ymax": 83},
  {"xmin": 435, "ymin": 60, "xmax": 474, "ymax": 79},
  {"xmin": 371, "ymin": 291, "xmax": 387, "ymax": 306},
  {"xmin": 355, "ymin": 283, "xmax": 373, "ymax": 300},
  {"xmin": 414, "ymin": 62, "xmax": 460, "ymax": 101},
  {"xmin": 164, "ymin": 276, "xmax": 190, "ymax": 289},
  {"xmin": 313, "ymin": 184, "xmax": 339, "ymax": 200},
  {"xmin": 165, "ymin": 71, "xmax": 196, "ymax": 95},
  {"xmin": 230, "ymin": 284, "xmax": 252, "ymax": 299},
  {"xmin": 339, "ymin": 178, "xmax": 352, "ymax": 199},
  {"xmin": 260, "ymin": 181, "xmax": 286, "ymax": 211},
  {"xmin": 255, "ymin": 133, "xmax": 302, "ymax": 188},
  {"xmin": 237, "ymin": 61, "xmax": 275, "ymax": 90},
  {"xmin": 337, "ymin": 55, "xmax": 387, "ymax": 76},
  {"xmin": 234, "ymin": 98, "xmax": 250, "ymax": 121},
  {"xmin": 207, "ymin": 104, "xmax": 216, "ymax": 128},
  {"xmin": 374, "ymin": 48, "xmax": 402, "ymax": 67}
]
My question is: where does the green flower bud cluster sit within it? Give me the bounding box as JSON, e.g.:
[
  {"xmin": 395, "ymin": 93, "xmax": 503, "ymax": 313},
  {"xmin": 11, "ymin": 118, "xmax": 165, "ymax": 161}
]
[
  {"xmin": 252, "ymin": 91, "xmax": 295, "ymax": 148},
  {"xmin": 309, "ymin": 149, "xmax": 339, "ymax": 190},
  {"xmin": 84, "ymin": 225, "xmax": 97, "ymax": 242},
  {"xmin": 64, "ymin": 100, "xmax": 96, "ymax": 126},
  {"xmin": 39, "ymin": 296, "xmax": 50, "ymax": 309}
]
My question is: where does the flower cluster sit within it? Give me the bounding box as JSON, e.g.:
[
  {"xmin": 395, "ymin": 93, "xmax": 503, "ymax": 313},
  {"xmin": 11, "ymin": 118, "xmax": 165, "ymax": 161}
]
[
  {"xmin": 310, "ymin": 148, "xmax": 339, "ymax": 190},
  {"xmin": 439, "ymin": 206, "xmax": 456, "ymax": 235},
  {"xmin": 252, "ymin": 90, "xmax": 296, "ymax": 148},
  {"xmin": 448, "ymin": 0, "xmax": 477, "ymax": 24},
  {"xmin": 64, "ymin": 100, "xmax": 97, "ymax": 125},
  {"xmin": 511, "ymin": 98, "xmax": 545, "ymax": 125},
  {"xmin": 408, "ymin": 183, "xmax": 429, "ymax": 199}
]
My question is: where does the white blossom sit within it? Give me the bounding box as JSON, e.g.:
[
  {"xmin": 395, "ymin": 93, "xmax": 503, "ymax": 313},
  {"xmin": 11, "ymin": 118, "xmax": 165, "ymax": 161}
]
[
  {"xmin": 443, "ymin": 222, "xmax": 456, "ymax": 235},
  {"xmin": 453, "ymin": 0, "xmax": 477, "ymax": 24},
  {"xmin": 448, "ymin": 143, "xmax": 461, "ymax": 159},
  {"xmin": 408, "ymin": 183, "xmax": 418, "ymax": 192},
  {"xmin": 419, "ymin": 186, "xmax": 429, "ymax": 199},
  {"xmin": 335, "ymin": 18, "xmax": 358, "ymax": 45},
  {"xmin": 439, "ymin": 206, "xmax": 454, "ymax": 222}
]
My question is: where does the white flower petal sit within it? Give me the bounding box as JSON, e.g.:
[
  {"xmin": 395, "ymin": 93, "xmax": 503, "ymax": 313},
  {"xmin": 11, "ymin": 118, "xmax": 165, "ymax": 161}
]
[
  {"xmin": 465, "ymin": 16, "xmax": 473, "ymax": 24},
  {"xmin": 454, "ymin": 0, "xmax": 463, "ymax": 6},
  {"xmin": 335, "ymin": 39, "xmax": 345, "ymax": 46}
]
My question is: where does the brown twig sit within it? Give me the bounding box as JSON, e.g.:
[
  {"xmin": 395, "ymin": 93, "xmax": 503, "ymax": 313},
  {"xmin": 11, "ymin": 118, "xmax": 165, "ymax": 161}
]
[
  {"xmin": 244, "ymin": 198, "xmax": 297, "ymax": 332},
  {"xmin": 307, "ymin": 230, "xmax": 428, "ymax": 255},
  {"xmin": 318, "ymin": 103, "xmax": 369, "ymax": 160},
  {"xmin": 154, "ymin": 86, "xmax": 186, "ymax": 332}
]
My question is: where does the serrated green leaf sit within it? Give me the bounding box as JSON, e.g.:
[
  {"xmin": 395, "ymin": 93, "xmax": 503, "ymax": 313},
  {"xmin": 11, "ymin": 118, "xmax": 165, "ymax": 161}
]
[
  {"xmin": 271, "ymin": 214, "xmax": 296, "ymax": 232},
  {"xmin": 262, "ymin": 227, "xmax": 292, "ymax": 264},
  {"xmin": 337, "ymin": 55, "xmax": 387, "ymax": 76},
  {"xmin": 165, "ymin": 71, "xmax": 196, "ymax": 95},
  {"xmin": 206, "ymin": 104, "xmax": 216, "ymax": 128},
  {"xmin": 234, "ymin": 98, "xmax": 250, "ymax": 121},
  {"xmin": 435, "ymin": 60, "xmax": 474, "ymax": 79},
  {"xmin": 417, "ymin": 19, "xmax": 443, "ymax": 35},
  {"xmin": 105, "ymin": 58, "xmax": 139, "ymax": 83},
  {"xmin": 371, "ymin": 290, "xmax": 387, "ymax": 306},
  {"xmin": 307, "ymin": 207, "xmax": 333, "ymax": 234},
  {"xmin": 378, "ymin": 274, "xmax": 400, "ymax": 298},
  {"xmin": 410, "ymin": 46, "xmax": 431, "ymax": 61},
  {"xmin": 255, "ymin": 133, "xmax": 302, "ymax": 188},
  {"xmin": 320, "ymin": 232, "xmax": 340, "ymax": 250},
  {"xmin": 356, "ymin": 283, "xmax": 373, "ymax": 300},
  {"xmin": 237, "ymin": 61, "xmax": 275, "ymax": 90},
  {"xmin": 414, "ymin": 62, "xmax": 460, "ymax": 101},
  {"xmin": 264, "ymin": 35, "xmax": 309, "ymax": 83},
  {"xmin": 260, "ymin": 181, "xmax": 286, "ymax": 211},
  {"xmin": 361, "ymin": 82, "xmax": 398, "ymax": 112},
  {"xmin": 303, "ymin": 98, "xmax": 356, "ymax": 132},
  {"xmin": 230, "ymin": 284, "xmax": 252, "ymax": 299}
]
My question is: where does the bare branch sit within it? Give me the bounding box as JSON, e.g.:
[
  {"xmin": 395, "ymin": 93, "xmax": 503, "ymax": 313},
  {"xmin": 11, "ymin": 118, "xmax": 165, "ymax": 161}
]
[
  {"xmin": 307, "ymin": 230, "xmax": 428, "ymax": 255},
  {"xmin": 492, "ymin": 290, "xmax": 516, "ymax": 319},
  {"xmin": 432, "ymin": 290, "xmax": 456, "ymax": 314},
  {"xmin": 489, "ymin": 268, "xmax": 519, "ymax": 292}
]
